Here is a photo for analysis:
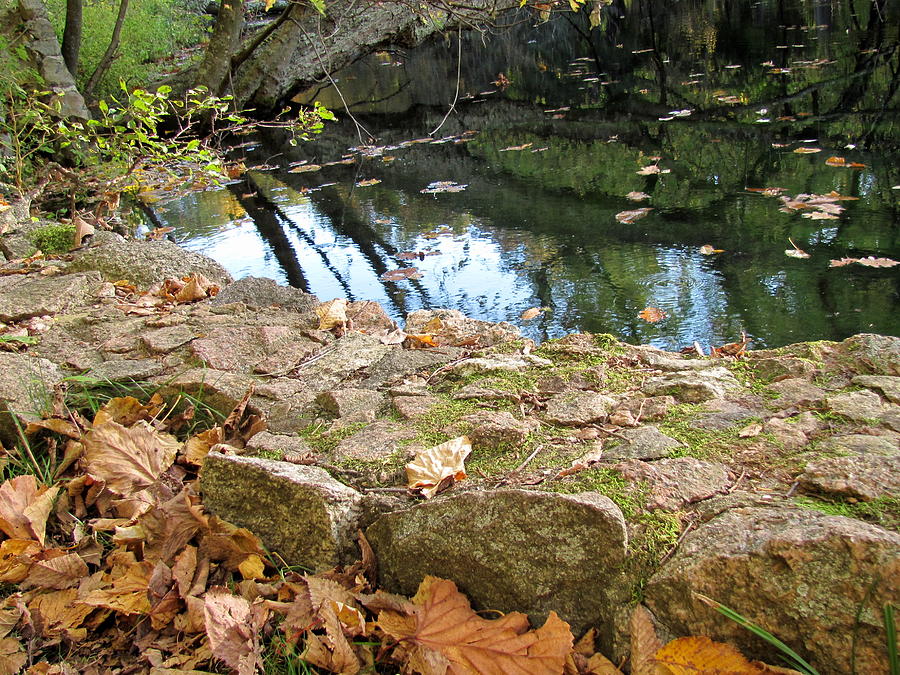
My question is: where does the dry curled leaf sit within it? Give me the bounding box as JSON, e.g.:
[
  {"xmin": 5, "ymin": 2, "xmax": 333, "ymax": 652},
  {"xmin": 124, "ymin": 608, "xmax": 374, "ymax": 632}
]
[
  {"xmin": 638, "ymin": 307, "xmax": 667, "ymax": 323},
  {"xmin": 406, "ymin": 436, "xmax": 472, "ymax": 498},
  {"xmin": 316, "ymin": 298, "xmax": 348, "ymax": 330},
  {"xmin": 792, "ymin": 147, "xmax": 821, "ymax": 154},
  {"xmin": 625, "ymin": 191, "xmax": 651, "ymax": 201},
  {"xmin": 699, "ymin": 245, "xmax": 724, "ymax": 255},
  {"xmin": 378, "ymin": 576, "xmax": 573, "ymax": 675},
  {"xmin": 81, "ymin": 421, "xmax": 179, "ymax": 497},
  {"xmin": 0, "ymin": 476, "xmax": 59, "ymax": 546},
  {"xmin": 630, "ymin": 605, "xmax": 663, "ymax": 675},
  {"xmin": 381, "ymin": 267, "xmax": 423, "ymax": 281},
  {"xmin": 636, "ymin": 164, "xmax": 670, "ymax": 175},
  {"xmin": 204, "ymin": 587, "xmax": 266, "ymax": 675}
]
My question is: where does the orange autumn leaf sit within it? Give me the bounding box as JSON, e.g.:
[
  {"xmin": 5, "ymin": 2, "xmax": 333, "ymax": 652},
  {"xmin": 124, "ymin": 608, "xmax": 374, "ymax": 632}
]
[
  {"xmin": 630, "ymin": 605, "xmax": 663, "ymax": 675},
  {"xmin": 654, "ymin": 635, "xmax": 775, "ymax": 674},
  {"xmin": 638, "ymin": 307, "xmax": 667, "ymax": 323},
  {"xmin": 404, "ymin": 333, "xmax": 439, "ymax": 349},
  {"xmin": 0, "ymin": 476, "xmax": 59, "ymax": 546},
  {"xmin": 378, "ymin": 576, "xmax": 573, "ymax": 675},
  {"xmin": 825, "ymin": 156, "xmax": 866, "ymax": 169}
]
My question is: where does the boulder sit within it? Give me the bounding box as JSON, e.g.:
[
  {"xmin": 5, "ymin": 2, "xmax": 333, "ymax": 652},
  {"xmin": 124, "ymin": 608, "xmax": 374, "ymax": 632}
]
[
  {"xmin": 192, "ymin": 326, "xmax": 294, "ymax": 372},
  {"xmin": 141, "ymin": 325, "xmax": 198, "ymax": 354},
  {"xmin": 816, "ymin": 433, "xmax": 898, "ymax": 456},
  {"xmin": 0, "ymin": 352, "xmax": 63, "ymax": 444},
  {"xmin": 297, "ymin": 332, "xmax": 392, "ymax": 390},
  {"xmin": 800, "ymin": 454, "xmax": 900, "ymax": 500},
  {"xmin": 315, "ymin": 388, "xmax": 385, "ymax": 425},
  {"xmin": 644, "ymin": 506, "xmax": 900, "ymax": 675},
  {"xmin": 66, "ymin": 232, "xmax": 232, "ymax": 288},
  {"xmin": 841, "ymin": 334, "xmax": 900, "ymax": 376},
  {"xmin": 332, "ymin": 421, "xmax": 417, "ymax": 462},
  {"xmin": 200, "ymin": 452, "xmax": 364, "ymax": 570},
  {"xmin": 245, "ymin": 431, "xmax": 312, "ymax": 459},
  {"xmin": 367, "ymin": 489, "xmax": 628, "ymax": 645},
  {"xmin": 360, "ymin": 347, "xmax": 463, "ymax": 388},
  {"xmin": 766, "ymin": 378, "xmax": 826, "ymax": 407},
  {"xmin": 459, "ymin": 411, "xmax": 537, "ymax": 449}
]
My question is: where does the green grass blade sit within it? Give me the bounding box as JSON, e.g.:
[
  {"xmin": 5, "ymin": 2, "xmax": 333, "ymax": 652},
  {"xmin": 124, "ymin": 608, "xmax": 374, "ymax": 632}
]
[
  {"xmin": 696, "ymin": 593, "xmax": 820, "ymax": 675},
  {"xmin": 886, "ymin": 603, "xmax": 899, "ymax": 675}
]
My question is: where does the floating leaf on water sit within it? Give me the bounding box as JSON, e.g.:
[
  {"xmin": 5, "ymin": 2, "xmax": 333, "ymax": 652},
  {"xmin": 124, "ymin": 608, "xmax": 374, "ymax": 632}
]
[
  {"xmin": 287, "ymin": 164, "xmax": 321, "ymax": 173},
  {"xmin": 793, "ymin": 147, "xmax": 821, "ymax": 154},
  {"xmin": 699, "ymin": 245, "xmax": 724, "ymax": 255},
  {"xmin": 830, "ymin": 256, "xmax": 899, "ymax": 268},
  {"xmin": 380, "ymin": 267, "xmax": 423, "ymax": 281},
  {"xmin": 520, "ymin": 307, "xmax": 547, "ymax": 320},
  {"xmin": 355, "ymin": 178, "xmax": 381, "ymax": 187},
  {"xmin": 638, "ymin": 307, "xmax": 667, "ymax": 323},
  {"xmin": 626, "ymin": 191, "xmax": 651, "ymax": 201},
  {"xmin": 420, "ymin": 181, "xmax": 467, "ymax": 194},
  {"xmin": 824, "ymin": 156, "xmax": 866, "ymax": 169},
  {"xmin": 499, "ymin": 143, "xmax": 533, "ymax": 152},
  {"xmin": 785, "ymin": 239, "xmax": 811, "ymax": 259},
  {"xmin": 801, "ymin": 211, "xmax": 839, "ymax": 220},
  {"xmin": 745, "ymin": 187, "xmax": 786, "ymax": 196},
  {"xmin": 636, "ymin": 164, "xmax": 671, "ymax": 175},
  {"xmin": 615, "ymin": 208, "xmax": 653, "ymax": 224}
]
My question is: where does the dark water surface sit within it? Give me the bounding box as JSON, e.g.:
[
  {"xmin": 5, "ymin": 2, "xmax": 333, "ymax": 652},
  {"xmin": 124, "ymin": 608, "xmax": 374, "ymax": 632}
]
[{"xmin": 156, "ymin": 0, "xmax": 900, "ymax": 350}]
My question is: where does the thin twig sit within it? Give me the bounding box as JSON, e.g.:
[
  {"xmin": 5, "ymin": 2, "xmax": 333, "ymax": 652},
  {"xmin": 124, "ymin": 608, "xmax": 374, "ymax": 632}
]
[
  {"xmin": 659, "ymin": 518, "xmax": 698, "ymax": 566},
  {"xmin": 726, "ymin": 469, "xmax": 747, "ymax": 494},
  {"xmin": 430, "ymin": 26, "xmax": 463, "ymax": 136}
]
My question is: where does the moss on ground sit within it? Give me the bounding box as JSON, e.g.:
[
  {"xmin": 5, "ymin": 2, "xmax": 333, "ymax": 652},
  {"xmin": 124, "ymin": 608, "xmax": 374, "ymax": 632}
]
[{"xmin": 794, "ymin": 495, "xmax": 900, "ymax": 532}]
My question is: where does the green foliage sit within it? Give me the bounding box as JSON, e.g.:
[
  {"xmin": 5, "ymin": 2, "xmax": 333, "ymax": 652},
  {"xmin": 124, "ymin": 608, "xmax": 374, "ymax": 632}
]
[
  {"xmin": 45, "ymin": 0, "xmax": 203, "ymax": 98},
  {"xmin": 29, "ymin": 223, "xmax": 75, "ymax": 254}
]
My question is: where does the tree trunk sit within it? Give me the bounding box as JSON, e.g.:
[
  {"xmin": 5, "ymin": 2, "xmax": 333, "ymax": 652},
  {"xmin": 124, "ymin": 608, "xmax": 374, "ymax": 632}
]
[
  {"xmin": 84, "ymin": 0, "xmax": 130, "ymax": 98},
  {"xmin": 195, "ymin": 0, "xmax": 245, "ymax": 95},
  {"xmin": 186, "ymin": 0, "xmax": 520, "ymax": 113},
  {"xmin": 61, "ymin": 0, "xmax": 82, "ymax": 79}
]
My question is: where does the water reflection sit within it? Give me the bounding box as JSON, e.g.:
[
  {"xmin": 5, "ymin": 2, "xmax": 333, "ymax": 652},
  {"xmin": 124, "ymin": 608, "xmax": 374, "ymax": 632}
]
[{"xmin": 155, "ymin": 0, "xmax": 899, "ymax": 349}]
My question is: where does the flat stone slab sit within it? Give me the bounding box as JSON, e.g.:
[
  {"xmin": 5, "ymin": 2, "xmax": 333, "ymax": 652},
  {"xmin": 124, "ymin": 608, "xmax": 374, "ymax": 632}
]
[
  {"xmin": 392, "ymin": 394, "xmax": 441, "ymax": 419},
  {"xmin": 766, "ymin": 378, "xmax": 826, "ymax": 407},
  {"xmin": 200, "ymin": 452, "xmax": 364, "ymax": 571},
  {"xmin": 0, "ymin": 272, "xmax": 101, "ymax": 322},
  {"xmin": 316, "ymin": 388, "xmax": 385, "ymax": 424},
  {"xmin": 543, "ymin": 391, "xmax": 616, "ymax": 426},
  {"xmin": 853, "ymin": 375, "xmax": 900, "ymax": 404},
  {"xmin": 613, "ymin": 457, "xmax": 730, "ymax": 510},
  {"xmin": 332, "ymin": 421, "xmax": 417, "ymax": 461},
  {"xmin": 141, "ymin": 325, "xmax": 198, "ymax": 354},
  {"xmin": 800, "ymin": 454, "xmax": 900, "ymax": 500},
  {"xmin": 603, "ymin": 425, "xmax": 682, "ymax": 460},
  {"xmin": 0, "ymin": 352, "xmax": 63, "ymax": 443},
  {"xmin": 449, "ymin": 353, "xmax": 552, "ymax": 378},
  {"xmin": 245, "ymin": 431, "xmax": 312, "ymax": 459},
  {"xmin": 645, "ymin": 506, "xmax": 900, "ymax": 674},
  {"xmin": 210, "ymin": 276, "xmax": 318, "ymax": 313},
  {"xmin": 85, "ymin": 358, "xmax": 165, "ymax": 382},
  {"xmin": 817, "ymin": 433, "xmax": 898, "ymax": 456},
  {"xmin": 367, "ymin": 489, "xmax": 628, "ymax": 643},
  {"xmin": 643, "ymin": 368, "xmax": 741, "ymax": 403}
]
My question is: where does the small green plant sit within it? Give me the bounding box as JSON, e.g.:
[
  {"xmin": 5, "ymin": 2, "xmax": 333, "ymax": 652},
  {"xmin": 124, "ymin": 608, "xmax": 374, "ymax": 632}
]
[
  {"xmin": 29, "ymin": 223, "xmax": 76, "ymax": 254},
  {"xmin": 885, "ymin": 603, "xmax": 898, "ymax": 675}
]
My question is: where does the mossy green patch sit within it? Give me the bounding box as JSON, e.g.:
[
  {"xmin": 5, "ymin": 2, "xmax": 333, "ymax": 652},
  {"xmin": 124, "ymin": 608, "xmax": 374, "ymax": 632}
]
[
  {"xmin": 658, "ymin": 404, "xmax": 756, "ymax": 460},
  {"xmin": 29, "ymin": 223, "xmax": 75, "ymax": 254},
  {"xmin": 297, "ymin": 421, "xmax": 368, "ymax": 455},
  {"xmin": 794, "ymin": 495, "xmax": 900, "ymax": 532}
]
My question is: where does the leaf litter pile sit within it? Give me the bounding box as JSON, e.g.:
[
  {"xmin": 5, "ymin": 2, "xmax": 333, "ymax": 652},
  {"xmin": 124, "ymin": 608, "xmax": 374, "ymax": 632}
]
[{"xmin": 0, "ymin": 377, "xmax": 817, "ymax": 674}]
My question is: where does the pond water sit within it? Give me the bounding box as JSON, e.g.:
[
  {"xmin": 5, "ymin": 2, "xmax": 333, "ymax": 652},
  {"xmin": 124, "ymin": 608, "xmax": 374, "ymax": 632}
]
[{"xmin": 154, "ymin": 0, "xmax": 900, "ymax": 350}]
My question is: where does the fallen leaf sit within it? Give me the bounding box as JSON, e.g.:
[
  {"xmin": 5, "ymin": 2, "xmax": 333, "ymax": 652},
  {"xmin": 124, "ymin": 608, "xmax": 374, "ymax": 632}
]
[
  {"xmin": 0, "ymin": 476, "xmax": 59, "ymax": 545},
  {"xmin": 638, "ymin": 307, "xmax": 667, "ymax": 323},
  {"xmin": 0, "ymin": 636, "xmax": 26, "ymax": 674},
  {"xmin": 406, "ymin": 436, "xmax": 472, "ymax": 498},
  {"xmin": 355, "ymin": 178, "xmax": 381, "ymax": 187},
  {"xmin": 315, "ymin": 298, "xmax": 348, "ymax": 330},
  {"xmin": 630, "ymin": 605, "xmax": 663, "ymax": 675},
  {"xmin": 421, "ymin": 181, "xmax": 467, "ymax": 194},
  {"xmin": 653, "ymin": 635, "xmax": 771, "ymax": 674},
  {"xmin": 381, "ymin": 267, "xmax": 423, "ymax": 281},
  {"xmin": 378, "ymin": 576, "xmax": 573, "ymax": 674},
  {"xmin": 288, "ymin": 164, "xmax": 322, "ymax": 173},
  {"xmin": 792, "ymin": 147, "xmax": 821, "ymax": 154},
  {"xmin": 24, "ymin": 552, "xmax": 88, "ymax": 590},
  {"xmin": 784, "ymin": 242, "xmax": 811, "ymax": 259},
  {"xmin": 830, "ymin": 256, "xmax": 899, "ymax": 268},
  {"xmin": 0, "ymin": 539, "xmax": 42, "ymax": 583},
  {"xmin": 72, "ymin": 216, "xmax": 94, "ymax": 249},
  {"xmin": 699, "ymin": 245, "xmax": 724, "ymax": 255},
  {"xmin": 83, "ymin": 560, "xmax": 154, "ymax": 614},
  {"xmin": 81, "ymin": 421, "xmax": 179, "ymax": 497},
  {"xmin": 93, "ymin": 393, "xmax": 165, "ymax": 427},
  {"xmin": 404, "ymin": 333, "xmax": 439, "ymax": 349},
  {"xmin": 738, "ymin": 423, "xmax": 763, "ymax": 438},
  {"xmin": 204, "ymin": 587, "xmax": 266, "ymax": 675},
  {"xmin": 636, "ymin": 165, "xmax": 670, "ymax": 175},
  {"xmin": 520, "ymin": 307, "xmax": 546, "ymax": 320},
  {"xmin": 615, "ymin": 208, "xmax": 653, "ymax": 224},
  {"xmin": 625, "ymin": 191, "xmax": 651, "ymax": 201},
  {"xmin": 500, "ymin": 143, "xmax": 533, "ymax": 152}
]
